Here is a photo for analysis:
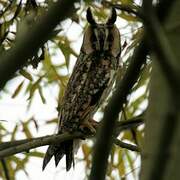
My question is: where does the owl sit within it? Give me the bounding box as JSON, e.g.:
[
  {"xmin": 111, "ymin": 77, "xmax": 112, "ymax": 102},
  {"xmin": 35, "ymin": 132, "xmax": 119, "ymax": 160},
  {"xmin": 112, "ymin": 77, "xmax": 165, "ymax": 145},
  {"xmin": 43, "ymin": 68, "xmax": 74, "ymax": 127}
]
[{"xmin": 43, "ymin": 7, "xmax": 121, "ymax": 171}]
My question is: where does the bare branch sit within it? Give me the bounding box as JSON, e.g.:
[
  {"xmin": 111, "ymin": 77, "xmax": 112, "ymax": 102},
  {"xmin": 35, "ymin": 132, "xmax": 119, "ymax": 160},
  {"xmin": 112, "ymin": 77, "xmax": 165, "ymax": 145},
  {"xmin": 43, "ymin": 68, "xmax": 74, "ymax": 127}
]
[{"xmin": 114, "ymin": 139, "xmax": 140, "ymax": 152}]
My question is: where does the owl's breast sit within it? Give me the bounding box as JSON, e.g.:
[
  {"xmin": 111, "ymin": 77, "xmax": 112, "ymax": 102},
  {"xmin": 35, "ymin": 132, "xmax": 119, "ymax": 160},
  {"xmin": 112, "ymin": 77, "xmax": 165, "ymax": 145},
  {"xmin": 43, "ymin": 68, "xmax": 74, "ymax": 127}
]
[{"xmin": 59, "ymin": 54, "xmax": 119, "ymax": 132}]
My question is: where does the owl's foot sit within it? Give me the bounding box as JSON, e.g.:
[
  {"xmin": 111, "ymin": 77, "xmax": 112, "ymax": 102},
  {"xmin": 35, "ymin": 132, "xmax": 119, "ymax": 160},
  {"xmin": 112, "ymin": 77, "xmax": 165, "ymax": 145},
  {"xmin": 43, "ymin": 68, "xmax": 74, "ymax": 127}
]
[
  {"xmin": 88, "ymin": 119, "xmax": 99, "ymax": 129},
  {"xmin": 79, "ymin": 119, "xmax": 99, "ymax": 135}
]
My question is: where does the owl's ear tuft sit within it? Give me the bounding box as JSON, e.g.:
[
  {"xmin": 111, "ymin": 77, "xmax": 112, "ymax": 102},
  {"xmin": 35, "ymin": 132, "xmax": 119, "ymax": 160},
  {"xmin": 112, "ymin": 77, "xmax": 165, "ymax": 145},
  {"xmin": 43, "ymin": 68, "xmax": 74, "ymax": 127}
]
[
  {"xmin": 86, "ymin": 7, "xmax": 96, "ymax": 25},
  {"xmin": 106, "ymin": 8, "xmax": 117, "ymax": 25}
]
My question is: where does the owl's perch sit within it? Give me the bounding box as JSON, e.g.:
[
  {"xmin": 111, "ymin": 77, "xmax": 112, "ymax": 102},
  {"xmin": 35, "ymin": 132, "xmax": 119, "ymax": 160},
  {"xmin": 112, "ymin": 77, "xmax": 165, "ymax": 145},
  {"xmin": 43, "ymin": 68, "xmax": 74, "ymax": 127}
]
[{"xmin": 0, "ymin": 118, "xmax": 143, "ymax": 159}]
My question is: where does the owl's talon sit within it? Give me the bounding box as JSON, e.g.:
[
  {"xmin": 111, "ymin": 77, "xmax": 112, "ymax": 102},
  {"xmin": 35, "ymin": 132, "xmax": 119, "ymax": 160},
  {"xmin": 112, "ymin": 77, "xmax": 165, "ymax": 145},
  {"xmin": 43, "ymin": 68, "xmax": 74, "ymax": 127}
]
[
  {"xmin": 89, "ymin": 119, "xmax": 99, "ymax": 129},
  {"xmin": 79, "ymin": 120, "xmax": 97, "ymax": 135}
]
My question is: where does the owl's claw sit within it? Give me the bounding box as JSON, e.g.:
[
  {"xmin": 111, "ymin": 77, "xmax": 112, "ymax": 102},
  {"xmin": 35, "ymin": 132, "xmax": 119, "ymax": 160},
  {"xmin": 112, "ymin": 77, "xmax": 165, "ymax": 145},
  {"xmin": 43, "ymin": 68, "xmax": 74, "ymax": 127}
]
[
  {"xmin": 79, "ymin": 119, "xmax": 99, "ymax": 135},
  {"xmin": 88, "ymin": 119, "xmax": 99, "ymax": 129}
]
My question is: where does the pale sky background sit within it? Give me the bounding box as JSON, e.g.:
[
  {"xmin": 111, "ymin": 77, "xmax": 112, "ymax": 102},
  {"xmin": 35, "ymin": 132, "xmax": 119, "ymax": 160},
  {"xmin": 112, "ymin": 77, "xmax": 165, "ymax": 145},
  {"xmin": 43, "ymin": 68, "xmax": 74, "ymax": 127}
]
[{"xmin": 0, "ymin": 1, "xmax": 144, "ymax": 179}]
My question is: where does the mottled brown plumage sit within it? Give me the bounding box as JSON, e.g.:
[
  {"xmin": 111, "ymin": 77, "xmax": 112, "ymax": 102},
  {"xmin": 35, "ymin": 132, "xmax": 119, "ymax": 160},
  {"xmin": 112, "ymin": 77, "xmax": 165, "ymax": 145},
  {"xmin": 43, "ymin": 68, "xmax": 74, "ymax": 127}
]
[{"xmin": 43, "ymin": 7, "xmax": 121, "ymax": 171}]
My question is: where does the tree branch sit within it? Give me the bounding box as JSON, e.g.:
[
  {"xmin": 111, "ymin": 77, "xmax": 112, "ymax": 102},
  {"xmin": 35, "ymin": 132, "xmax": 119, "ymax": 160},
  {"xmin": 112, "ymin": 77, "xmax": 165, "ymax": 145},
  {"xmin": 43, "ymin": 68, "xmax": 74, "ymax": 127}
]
[
  {"xmin": 0, "ymin": 117, "xmax": 143, "ymax": 158},
  {"xmin": 102, "ymin": 1, "xmax": 143, "ymax": 19},
  {"xmin": 89, "ymin": 38, "xmax": 148, "ymax": 180},
  {"xmin": 142, "ymin": 0, "xmax": 180, "ymax": 93},
  {"xmin": 0, "ymin": 0, "xmax": 78, "ymax": 90},
  {"xmin": 0, "ymin": 132, "xmax": 84, "ymax": 159},
  {"xmin": 114, "ymin": 139, "xmax": 140, "ymax": 152},
  {"xmin": 115, "ymin": 117, "xmax": 144, "ymax": 135},
  {"xmin": 141, "ymin": 1, "xmax": 179, "ymax": 180},
  {"xmin": 89, "ymin": 1, "xmax": 175, "ymax": 179}
]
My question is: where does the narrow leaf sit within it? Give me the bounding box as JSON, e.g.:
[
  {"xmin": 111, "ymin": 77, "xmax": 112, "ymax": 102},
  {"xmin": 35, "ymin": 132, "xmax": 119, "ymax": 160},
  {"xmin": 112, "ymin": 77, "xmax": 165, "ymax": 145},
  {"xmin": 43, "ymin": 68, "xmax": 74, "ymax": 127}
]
[{"xmin": 11, "ymin": 81, "xmax": 24, "ymax": 98}]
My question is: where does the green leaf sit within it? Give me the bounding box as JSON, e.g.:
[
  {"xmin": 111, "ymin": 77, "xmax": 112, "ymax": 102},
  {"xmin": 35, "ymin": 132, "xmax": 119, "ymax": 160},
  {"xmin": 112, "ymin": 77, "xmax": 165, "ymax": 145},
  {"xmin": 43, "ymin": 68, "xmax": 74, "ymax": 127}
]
[
  {"xmin": 45, "ymin": 118, "xmax": 58, "ymax": 124},
  {"xmin": 27, "ymin": 151, "xmax": 44, "ymax": 158},
  {"xmin": 19, "ymin": 69, "xmax": 33, "ymax": 81},
  {"xmin": 119, "ymin": 13, "xmax": 139, "ymax": 22},
  {"xmin": 82, "ymin": 144, "xmax": 91, "ymax": 157},
  {"xmin": 38, "ymin": 86, "xmax": 46, "ymax": 104},
  {"xmin": 125, "ymin": 150, "xmax": 136, "ymax": 178},
  {"xmin": 57, "ymin": 37, "xmax": 78, "ymax": 68},
  {"xmin": 82, "ymin": 144, "xmax": 91, "ymax": 167},
  {"xmin": 11, "ymin": 80, "xmax": 24, "ymax": 98},
  {"xmin": 28, "ymin": 77, "xmax": 43, "ymax": 100},
  {"xmin": 21, "ymin": 121, "xmax": 33, "ymax": 138},
  {"xmin": 118, "ymin": 149, "xmax": 125, "ymax": 177},
  {"xmin": 11, "ymin": 124, "xmax": 18, "ymax": 141}
]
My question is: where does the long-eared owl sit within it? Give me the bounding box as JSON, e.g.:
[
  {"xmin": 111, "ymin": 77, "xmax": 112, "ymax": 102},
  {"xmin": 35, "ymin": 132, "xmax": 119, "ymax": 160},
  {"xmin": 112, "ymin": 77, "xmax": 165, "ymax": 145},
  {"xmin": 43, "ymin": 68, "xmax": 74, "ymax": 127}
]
[{"xmin": 43, "ymin": 7, "xmax": 121, "ymax": 171}]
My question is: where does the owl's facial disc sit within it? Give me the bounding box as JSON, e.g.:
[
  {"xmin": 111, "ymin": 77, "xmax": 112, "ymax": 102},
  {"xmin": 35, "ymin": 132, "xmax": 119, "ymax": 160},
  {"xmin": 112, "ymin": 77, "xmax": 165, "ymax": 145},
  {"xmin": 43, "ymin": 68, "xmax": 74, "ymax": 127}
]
[{"xmin": 81, "ymin": 7, "xmax": 120, "ymax": 57}]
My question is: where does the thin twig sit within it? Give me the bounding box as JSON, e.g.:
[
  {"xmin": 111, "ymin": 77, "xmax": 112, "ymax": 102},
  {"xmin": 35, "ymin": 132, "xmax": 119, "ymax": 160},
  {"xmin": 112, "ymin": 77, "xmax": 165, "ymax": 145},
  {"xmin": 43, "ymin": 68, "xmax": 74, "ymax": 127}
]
[{"xmin": 114, "ymin": 139, "xmax": 140, "ymax": 152}]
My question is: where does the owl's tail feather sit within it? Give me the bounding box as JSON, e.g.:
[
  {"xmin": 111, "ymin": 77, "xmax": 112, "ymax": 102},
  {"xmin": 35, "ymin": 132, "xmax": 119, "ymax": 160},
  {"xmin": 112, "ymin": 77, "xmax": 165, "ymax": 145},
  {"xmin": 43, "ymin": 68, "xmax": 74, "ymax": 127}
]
[{"xmin": 42, "ymin": 140, "xmax": 74, "ymax": 171}]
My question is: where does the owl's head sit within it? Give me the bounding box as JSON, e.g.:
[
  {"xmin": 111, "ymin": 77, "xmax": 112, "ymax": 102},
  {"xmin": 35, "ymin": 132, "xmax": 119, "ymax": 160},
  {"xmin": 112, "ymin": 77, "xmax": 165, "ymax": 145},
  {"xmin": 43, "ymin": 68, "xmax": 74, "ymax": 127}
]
[{"xmin": 81, "ymin": 7, "xmax": 121, "ymax": 57}]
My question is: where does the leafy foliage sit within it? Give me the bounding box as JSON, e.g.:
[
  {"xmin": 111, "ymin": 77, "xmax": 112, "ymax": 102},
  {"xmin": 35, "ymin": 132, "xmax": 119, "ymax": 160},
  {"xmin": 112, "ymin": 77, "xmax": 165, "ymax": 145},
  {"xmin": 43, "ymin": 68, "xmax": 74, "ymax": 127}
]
[{"xmin": 0, "ymin": 0, "xmax": 149, "ymax": 179}]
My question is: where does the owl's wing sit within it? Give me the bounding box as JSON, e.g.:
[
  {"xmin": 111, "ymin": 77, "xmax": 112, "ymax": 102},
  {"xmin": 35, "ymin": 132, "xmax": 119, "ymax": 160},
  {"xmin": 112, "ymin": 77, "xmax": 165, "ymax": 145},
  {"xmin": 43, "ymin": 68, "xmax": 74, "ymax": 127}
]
[{"xmin": 59, "ymin": 52, "xmax": 118, "ymax": 132}]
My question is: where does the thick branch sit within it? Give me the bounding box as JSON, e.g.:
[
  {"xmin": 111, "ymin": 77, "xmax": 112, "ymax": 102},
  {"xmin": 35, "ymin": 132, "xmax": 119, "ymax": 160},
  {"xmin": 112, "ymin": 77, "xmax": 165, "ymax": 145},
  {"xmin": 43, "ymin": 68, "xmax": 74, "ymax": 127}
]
[
  {"xmin": 0, "ymin": 0, "xmax": 78, "ymax": 90},
  {"xmin": 89, "ymin": 38, "xmax": 148, "ymax": 180},
  {"xmin": 89, "ymin": 1, "xmax": 175, "ymax": 179},
  {"xmin": 142, "ymin": 0, "xmax": 180, "ymax": 93},
  {"xmin": 141, "ymin": 1, "xmax": 179, "ymax": 180}
]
